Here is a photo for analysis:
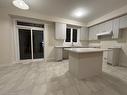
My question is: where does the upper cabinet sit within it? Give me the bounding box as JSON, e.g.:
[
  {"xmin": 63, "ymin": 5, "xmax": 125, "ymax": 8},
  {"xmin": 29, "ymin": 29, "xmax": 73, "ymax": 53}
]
[
  {"xmin": 80, "ymin": 27, "xmax": 88, "ymax": 41},
  {"xmin": 120, "ymin": 15, "xmax": 127, "ymax": 29},
  {"xmin": 98, "ymin": 22, "xmax": 106, "ymax": 33},
  {"xmin": 88, "ymin": 18, "xmax": 121, "ymax": 40},
  {"xmin": 112, "ymin": 18, "xmax": 120, "ymax": 39},
  {"xmin": 55, "ymin": 22, "xmax": 66, "ymax": 40},
  {"xmin": 98, "ymin": 20, "xmax": 113, "ymax": 34},
  {"xmin": 89, "ymin": 25, "xmax": 99, "ymax": 40},
  {"xmin": 105, "ymin": 20, "xmax": 113, "ymax": 32}
]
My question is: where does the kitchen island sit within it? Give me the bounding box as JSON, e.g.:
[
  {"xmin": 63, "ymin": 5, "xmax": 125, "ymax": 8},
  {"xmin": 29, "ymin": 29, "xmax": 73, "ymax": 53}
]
[
  {"xmin": 65, "ymin": 48, "xmax": 107, "ymax": 79},
  {"xmin": 55, "ymin": 46, "xmax": 88, "ymax": 61}
]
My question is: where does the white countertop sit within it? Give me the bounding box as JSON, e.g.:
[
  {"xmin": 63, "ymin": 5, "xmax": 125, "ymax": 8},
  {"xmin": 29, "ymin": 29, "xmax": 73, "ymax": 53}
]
[
  {"xmin": 55, "ymin": 46, "xmax": 88, "ymax": 48},
  {"xmin": 65, "ymin": 48, "xmax": 109, "ymax": 53}
]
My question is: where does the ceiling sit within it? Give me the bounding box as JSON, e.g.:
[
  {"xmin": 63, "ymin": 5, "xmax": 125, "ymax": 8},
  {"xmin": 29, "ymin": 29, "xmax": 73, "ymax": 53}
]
[{"xmin": 0, "ymin": 0, "xmax": 127, "ymax": 23}]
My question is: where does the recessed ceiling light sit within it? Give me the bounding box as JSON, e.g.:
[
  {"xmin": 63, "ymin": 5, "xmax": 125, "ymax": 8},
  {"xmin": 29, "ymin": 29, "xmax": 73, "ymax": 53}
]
[
  {"xmin": 12, "ymin": 0, "xmax": 29, "ymax": 10},
  {"xmin": 72, "ymin": 8, "xmax": 88, "ymax": 18}
]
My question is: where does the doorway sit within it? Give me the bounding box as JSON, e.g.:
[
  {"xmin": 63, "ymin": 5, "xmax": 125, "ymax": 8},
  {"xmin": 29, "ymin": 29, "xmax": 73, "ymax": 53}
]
[{"xmin": 18, "ymin": 27, "xmax": 44, "ymax": 61}]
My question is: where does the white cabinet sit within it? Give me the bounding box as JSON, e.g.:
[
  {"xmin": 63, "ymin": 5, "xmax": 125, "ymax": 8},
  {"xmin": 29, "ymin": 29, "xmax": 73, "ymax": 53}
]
[
  {"xmin": 55, "ymin": 22, "xmax": 66, "ymax": 40},
  {"xmin": 105, "ymin": 20, "xmax": 113, "ymax": 32},
  {"xmin": 94, "ymin": 25, "xmax": 99, "ymax": 40},
  {"xmin": 88, "ymin": 17, "xmax": 121, "ymax": 40},
  {"xmin": 89, "ymin": 26, "xmax": 94, "ymax": 40},
  {"xmin": 89, "ymin": 25, "xmax": 99, "ymax": 40},
  {"xmin": 120, "ymin": 15, "xmax": 127, "ymax": 29},
  {"xmin": 112, "ymin": 18, "xmax": 120, "ymax": 39},
  {"xmin": 98, "ymin": 21, "xmax": 113, "ymax": 34},
  {"xmin": 80, "ymin": 27, "xmax": 88, "ymax": 40},
  {"xmin": 98, "ymin": 22, "xmax": 106, "ymax": 33},
  {"xmin": 107, "ymin": 48, "xmax": 120, "ymax": 66},
  {"xmin": 55, "ymin": 48, "xmax": 63, "ymax": 61},
  {"xmin": 103, "ymin": 51, "xmax": 108, "ymax": 64}
]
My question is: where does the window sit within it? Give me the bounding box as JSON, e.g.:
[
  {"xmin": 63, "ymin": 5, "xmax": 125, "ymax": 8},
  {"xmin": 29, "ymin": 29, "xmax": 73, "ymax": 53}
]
[
  {"xmin": 72, "ymin": 29, "xmax": 77, "ymax": 42},
  {"xmin": 65, "ymin": 28, "xmax": 78, "ymax": 43},
  {"xmin": 65, "ymin": 28, "xmax": 71, "ymax": 42}
]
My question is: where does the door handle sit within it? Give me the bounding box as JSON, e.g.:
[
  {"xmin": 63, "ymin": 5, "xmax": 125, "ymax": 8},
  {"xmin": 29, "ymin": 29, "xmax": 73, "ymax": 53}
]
[{"xmin": 41, "ymin": 42, "xmax": 44, "ymax": 47}]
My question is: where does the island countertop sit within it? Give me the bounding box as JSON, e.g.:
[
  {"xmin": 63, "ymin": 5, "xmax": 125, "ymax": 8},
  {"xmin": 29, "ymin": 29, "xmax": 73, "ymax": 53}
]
[{"xmin": 65, "ymin": 48, "xmax": 110, "ymax": 53}]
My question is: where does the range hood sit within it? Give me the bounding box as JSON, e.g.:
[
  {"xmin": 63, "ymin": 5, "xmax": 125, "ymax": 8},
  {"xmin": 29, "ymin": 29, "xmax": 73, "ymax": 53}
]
[{"xmin": 96, "ymin": 30, "xmax": 113, "ymax": 37}]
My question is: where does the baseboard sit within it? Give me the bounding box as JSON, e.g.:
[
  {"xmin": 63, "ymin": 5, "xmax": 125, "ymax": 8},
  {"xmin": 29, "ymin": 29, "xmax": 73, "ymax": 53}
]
[
  {"xmin": 119, "ymin": 64, "xmax": 127, "ymax": 68},
  {"xmin": 46, "ymin": 58, "xmax": 56, "ymax": 62},
  {"xmin": 0, "ymin": 61, "xmax": 16, "ymax": 67}
]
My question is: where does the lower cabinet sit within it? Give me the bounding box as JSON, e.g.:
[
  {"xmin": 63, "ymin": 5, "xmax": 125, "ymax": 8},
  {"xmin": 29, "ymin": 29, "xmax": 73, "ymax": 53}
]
[
  {"xmin": 55, "ymin": 48, "xmax": 63, "ymax": 61},
  {"xmin": 55, "ymin": 47, "xmax": 69, "ymax": 61},
  {"xmin": 107, "ymin": 48, "xmax": 120, "ymax": 66},
  {"xmin": 103, "ymin": 51, "xmax": 108, "ymax": 64}
]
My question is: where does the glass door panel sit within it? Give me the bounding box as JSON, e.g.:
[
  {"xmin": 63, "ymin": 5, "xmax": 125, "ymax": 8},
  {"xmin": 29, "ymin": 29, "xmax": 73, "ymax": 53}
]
[
  {"xmin": 72, "ymin": 29, "xmax": 77, "ymax": 42},
  {"xmin": 18, "ymin": 29, "xmax": 32, "ymax": 60},
  {"xmin": 32, "ymin": 30, "xmax": 44, "ymax": 59},
  {"xmin": 65, "ymin": 28, "xmax": 71, "ymax": 42}
]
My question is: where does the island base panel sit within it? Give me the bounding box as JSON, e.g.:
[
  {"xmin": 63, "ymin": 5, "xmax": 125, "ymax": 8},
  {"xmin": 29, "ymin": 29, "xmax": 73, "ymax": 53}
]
[{"xmin": 69, "ymin": 52, "xmax": 103, "ymax": 79}]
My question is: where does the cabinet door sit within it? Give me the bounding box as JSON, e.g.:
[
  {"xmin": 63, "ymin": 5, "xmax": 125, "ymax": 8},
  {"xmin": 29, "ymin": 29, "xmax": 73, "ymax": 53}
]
[
  {"xmin": 105, "ymin": 20, "xmax": 113, "ymax": 32},
  {"xmin": 120, "ymin": 15, "xmax": 127, "ymax": 29},
  {"xmin": 89, "ymin": 27, "xmax": 94, "ymax": 40},
  {"xmin": 112, "ymin": 18, "xmax": 120, "ymax": 39},
  {"xmin": 55, "ymin": 22, "xmax": 66, "ymax": 40},
  {"xmin": 80, "ymin": 27, "xmax": 88, "ymax": 40},
  {"xmin": 89, "ymin": 25, "xmax": 99, "ymax": 40},
  {"xmin": 107, "ymin": 50, "xmax": 113, "ymax": 64},
  {"xmin": 55, "ymin": 48, "xmax": 63, "ymax": 61},
  {"xmin": 93, "ymin": 25, "xmax": 99, "ymax": 40},
  {"xmin": 98, "ymin": 23, "xmax": 106, "ymax": 33},
  {"xmin": 103, "ymin": 51, "xmax": 108, "ymax": 64}
]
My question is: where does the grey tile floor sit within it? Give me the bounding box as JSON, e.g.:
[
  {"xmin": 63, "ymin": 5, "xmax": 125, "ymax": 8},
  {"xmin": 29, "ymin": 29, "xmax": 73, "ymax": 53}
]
[{"xmin": 0, "ymin": 60, "xmax": 127, "ymax": 95}]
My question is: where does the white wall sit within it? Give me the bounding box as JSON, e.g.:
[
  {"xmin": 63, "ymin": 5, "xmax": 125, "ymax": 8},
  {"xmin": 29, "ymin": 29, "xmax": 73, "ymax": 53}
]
[
  {"xmin": 0, "ymin": 9, "xmax": 58, "ymax": 65},
  {"xmin": 0, "ymin": 12, "xmax": 14, "ymax": 64},
  {"xmin": 0, "ymin": 8, "xmax": 88, "ymax": 65}
]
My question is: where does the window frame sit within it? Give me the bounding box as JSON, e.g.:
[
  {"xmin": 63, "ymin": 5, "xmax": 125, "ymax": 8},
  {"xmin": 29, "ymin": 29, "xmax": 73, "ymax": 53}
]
[{"xmin": 65, "ymin": 27, "xmax": 80, "ymax": 44}]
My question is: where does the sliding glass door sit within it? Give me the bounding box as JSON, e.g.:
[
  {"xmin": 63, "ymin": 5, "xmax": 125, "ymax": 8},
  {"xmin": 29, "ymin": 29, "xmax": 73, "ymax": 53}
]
[
  {"xmin": 19, "ymin": 29, "xmax": 32, "ymax": 60},
  {"xmin": 33, "ymin": 30, "xmax": 44, "ymax": 59},
  {"xmin": 18, "ymin": 28, "xmax": 44, "ymax": 60}
]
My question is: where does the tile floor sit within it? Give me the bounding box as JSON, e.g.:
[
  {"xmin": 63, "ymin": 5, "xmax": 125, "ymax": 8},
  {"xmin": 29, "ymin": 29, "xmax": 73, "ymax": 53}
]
[{"xmin": 0, "ymin": 60, "xmax": 127, "ymax": 95}]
